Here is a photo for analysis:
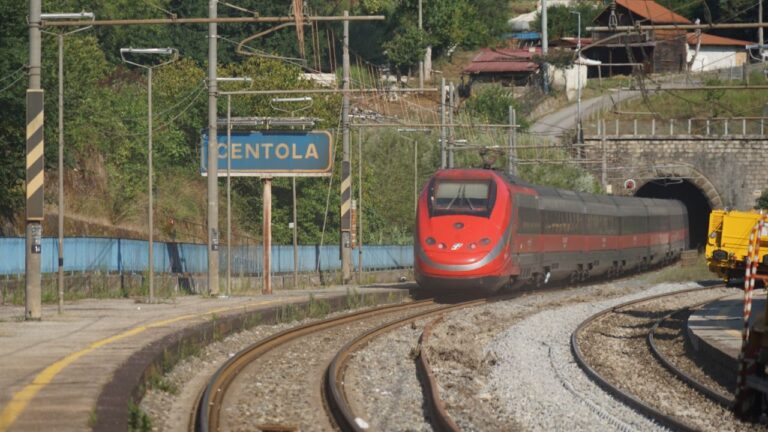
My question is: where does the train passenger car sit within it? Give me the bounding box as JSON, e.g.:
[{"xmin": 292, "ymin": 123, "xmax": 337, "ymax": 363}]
[{"xmin": 414, "ymin": 169, "xmax": 688, "ymax": 292}]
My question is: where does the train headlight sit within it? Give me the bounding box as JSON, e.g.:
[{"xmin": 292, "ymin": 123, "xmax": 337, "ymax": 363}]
[
  {"xmin": 468, "ymin": 243, "xmax": 477, "ymax": 250},
  {"xmin": 480, "ymin": 237, "xmax": 491, "ymax": 246},
  {"xmin": 425, "ymin": 237, "xmax": 436, "ymax": 246},
  {"xmin": 437, "ymin": 243, "xmax": 446, "ymax": 250}
]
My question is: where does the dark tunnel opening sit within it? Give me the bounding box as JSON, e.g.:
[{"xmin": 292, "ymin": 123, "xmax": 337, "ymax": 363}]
[{"xmin": 634, "ymin": 179, "xmax": 712, "ymax": 250}]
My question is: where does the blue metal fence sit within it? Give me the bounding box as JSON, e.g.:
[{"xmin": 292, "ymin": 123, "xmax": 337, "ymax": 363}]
[{"xmin": 0, "ymin": 237, "xmax": 413, "ymax": 275}]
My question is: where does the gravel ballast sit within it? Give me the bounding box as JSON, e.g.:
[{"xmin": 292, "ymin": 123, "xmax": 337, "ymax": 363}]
[{"xmin": 142, "ymin": 274, "xmax": 750, "ymax": 431}]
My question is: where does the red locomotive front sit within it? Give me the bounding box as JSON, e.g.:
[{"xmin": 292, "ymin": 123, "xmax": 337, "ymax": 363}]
[{"xmin": 414, "ymin": 169, "xmax": 517, "ymax": 292}]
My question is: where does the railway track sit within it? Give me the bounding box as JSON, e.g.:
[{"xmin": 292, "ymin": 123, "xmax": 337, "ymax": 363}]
[
  {"xmin": 326, "ymin": 303, "xmax": 476, "ymax": 432},
  {"xmin": 192, "ymin": 296, "xmax": 492, "ymax": 431},
  {"xmin": 571, "ymin": 286, "xmax": 757, "ymax": 431}
]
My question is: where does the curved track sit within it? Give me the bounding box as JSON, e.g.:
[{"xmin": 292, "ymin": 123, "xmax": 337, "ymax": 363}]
[
  {"xmin": 648, "ymin": 301, "xmax": 734, "ymax": 408},
  {"xmin": 192, "ymin": 299, "xmax": 438, "ymax": 432},
  {"xmin": 571, "ymin": 286, "xmax": 737, "ymax": 431},
  {"xmin": 325, "ymin": 302, "xmax": 481, "ymax": 432}
]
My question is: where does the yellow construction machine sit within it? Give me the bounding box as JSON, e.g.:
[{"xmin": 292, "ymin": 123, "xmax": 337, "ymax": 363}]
[{"xmin": 706, "ymin": 209, "xmax": 768, "ymax": 284}]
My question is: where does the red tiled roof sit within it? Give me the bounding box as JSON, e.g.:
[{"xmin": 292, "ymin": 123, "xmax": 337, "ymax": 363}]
[
  {"xmin": 615, "ymin": 0, "xmax": 691, "ymax": 24},
  {"xmin": 463, "ymin": 48, "xmax": 541, "ymax": 74},
  {"xmin": 686, "ymin": 32, "xmax": 752, "ymax": 46}
]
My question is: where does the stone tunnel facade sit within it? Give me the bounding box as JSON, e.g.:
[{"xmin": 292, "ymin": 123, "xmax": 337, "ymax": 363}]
[{"xmin": 582, "ymin": 136, "xmax": 768, "ymax": 211}]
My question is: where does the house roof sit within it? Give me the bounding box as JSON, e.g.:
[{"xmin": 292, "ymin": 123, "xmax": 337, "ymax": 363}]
[
  {"xmin": 463, "ymin": 48, "xmax": 540, "ymax": 74},
  {"xmin": 686, "ymin": 32, "xmax": 752, "ymax": 46},
  {"xmin": 600, "ymin": 0, "xmax": 691, "ymax": 24}
]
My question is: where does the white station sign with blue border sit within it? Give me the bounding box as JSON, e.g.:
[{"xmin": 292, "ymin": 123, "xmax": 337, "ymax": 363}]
[{"xmin": 201, "ymin": 130, "xmax": 333, "ymax": 177}]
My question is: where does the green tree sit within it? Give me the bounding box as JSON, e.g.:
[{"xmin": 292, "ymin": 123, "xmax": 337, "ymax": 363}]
[
  {"xmin": 531, "ymin": 3, "xmax": 601, "ymax": 40},
  {"xmin": 756, "ymin": 190, "xmax": 768, "ymax": 209},
  {"xmin": 383, "ymin": 24, "xmax": 427, "ymax": 76},
  {"xmin": 463, "ymin": 85, "xmax": 529, "ymax": 129}
]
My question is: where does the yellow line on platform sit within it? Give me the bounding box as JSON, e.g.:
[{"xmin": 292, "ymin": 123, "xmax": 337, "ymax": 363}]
[{"xmin": 0, "ymin": 299, "xmax": 280, "ymax": 431}]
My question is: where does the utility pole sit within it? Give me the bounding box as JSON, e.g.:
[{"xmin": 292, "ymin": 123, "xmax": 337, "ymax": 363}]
[
  {"xmin": 207, "ymin": 0, "xmax": 220, "ymax": 296},
  {"xmin": 541, "ymin": 0, "xmax": 549, "ymax": 93},
  {"xmin": 418, "ymin": 0, "xmax": 424, "ymax": 91},
  {"xmin": 761, "ymin": 0, "xmax": 765, "ymax": 62},
  {"xmin": 41, "ymin": 11, "xmax": 94, "ymax": 314},
  {"xmin": 440, "ymin": 78, "xmax": 447, "ymax": 168},
  {"xmin": 448, "ymin": 82, "xmax": 455, "ymax": 168},
  {"xmin": 58, "ymin": 32, "xmax": 63, "ymax": 313},
  {"xmin": 508, "ymin": 106, "xmax": 517, "ymax": 177},
  {"xmin": 572, "ymin": 10, "xmax": 583, "ymax": 152},
  {"xmin": 341, "ymin": 11, "xmax": 352, "ymax": 283},
  {"xmin": 26, "ymin": 0, "xmax": 43, "ymax": 320}
]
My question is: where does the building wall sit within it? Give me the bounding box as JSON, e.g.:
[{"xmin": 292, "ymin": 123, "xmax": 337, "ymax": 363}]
[
  {"xmin": 686, "ymin": 46, "xmax": 745, "ymax": 72},
  {"xmin": 653, "ymin": 36, "xmax": 687, "ymax": 73},
  {"xmin": 583, "ymin": 137, "xmax": 768, "ymax": 210}
]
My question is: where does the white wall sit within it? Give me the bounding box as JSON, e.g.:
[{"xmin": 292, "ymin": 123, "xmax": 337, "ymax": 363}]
[
  {"xmin": 686, "ymin": 46, "xmax": 743, "ymax": 72},
  {"xmin": 552, "ymin": 63, "xmax": 587, "ymax": 101}
]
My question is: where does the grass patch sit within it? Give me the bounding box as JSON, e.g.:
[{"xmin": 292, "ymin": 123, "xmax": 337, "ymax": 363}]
[
  {"xmin": 306, "ymin": 294, "xmax": 331, "ymax": 319},
  {"xmin": 127, "ymin": 400, "xmax": 152, "ymax": 432},
  {"xmin": 640, "ymin": 255, "xmax": 716, "ymax": 285},
  {"xmin": 603, "ymin": 74, "xmax": 768, "ymax": 120}
]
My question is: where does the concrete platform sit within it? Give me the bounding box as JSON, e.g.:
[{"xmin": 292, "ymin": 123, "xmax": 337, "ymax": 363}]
[
  {"xmin": 0, "ymin": 284, "xmax": 411, "ymax": 431},
  {"xmin": 687, "ymin": 289, "xmax": 766, "ymax": 388}
]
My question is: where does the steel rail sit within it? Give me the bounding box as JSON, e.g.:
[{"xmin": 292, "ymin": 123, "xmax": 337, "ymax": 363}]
[
  {"xmin": 192, "ymin": 299, "xmax": 435, "ymax": 432},
  {"xmin": 325, "ymin": 297, "xmax": 492, "ymax": 431},
  {"xmin": 571, "ymin": 286, "xmax": 720, "ymax": 432},
  {"xmin": 415, "ymin": 316, "xmax": 462, "ymax": 432},
  {"xmin": 647, "ymin": 299, "xmax": 734, "ymax": 408}
]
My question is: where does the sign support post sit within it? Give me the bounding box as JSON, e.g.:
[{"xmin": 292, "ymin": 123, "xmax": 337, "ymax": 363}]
[{"xmin": 262, "ymin": 178, "xmax": 272, "ymax": 294}]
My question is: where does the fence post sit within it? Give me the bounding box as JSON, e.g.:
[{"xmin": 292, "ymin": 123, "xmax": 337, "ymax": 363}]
[
  {"xmin": 670, "ymin": 118, "xmax": 674, "ymax": 135},
  {"xmin": 762, "ymin": 118, "xmax": 765, "ymax": 136},
  {"xmin": 724, "ymin": 119, "xmax": 728, "ymax": 136},
  {"xmin": 688, "ymin": 118, "xmax": 692, "ymax": 134},
  {"xmin": 615, "ymin": 119, "xmax": 619, "ymax": 136},
  {"xmin": 743, "ymin": 118, "xmax": 747, "ymax": 136},
  {"xmin": 706, "ymin": 119, "xmax": 710, "ymax": 135},
  {"xmin": 633, "ymin": 119, "xmax": 637, "ymax": 136},
  {"xmin": 651, "ymin": 118, "xmax": 655, "ymax": 135}
]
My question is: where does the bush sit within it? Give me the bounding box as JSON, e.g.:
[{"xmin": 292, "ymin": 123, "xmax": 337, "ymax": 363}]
[{"xmin": 463, "ymin": 85, "xmax": 529, "ymax": 129}]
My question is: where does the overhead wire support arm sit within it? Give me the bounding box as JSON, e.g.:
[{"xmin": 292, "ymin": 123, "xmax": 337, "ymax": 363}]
[
  {"xmin": 41, "ymin": 15, "xmax": 385, "ymax": 27},
  {"xmin": 587, "ymin": 22, "xmax": 768, "ymax": 32}
]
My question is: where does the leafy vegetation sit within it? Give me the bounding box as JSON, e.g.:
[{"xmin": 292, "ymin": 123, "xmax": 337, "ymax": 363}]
[
  {"xmin": 0, "ymin": 0, "xmax": 599, "ymax": 246},
  {"xmin": 756, "ymin": 190, "xmax": 768, "ymax": 210}
]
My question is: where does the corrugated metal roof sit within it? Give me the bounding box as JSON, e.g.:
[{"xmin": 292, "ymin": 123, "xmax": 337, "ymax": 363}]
[
  {"xmin": 686, "ymin": 32, "xmax": 752, "ymax": 46},
  {"xmin": 463, "ymin": 48, "xmax": 540, "ymax": 74},
  {"xmin": 463, "ymin": 61, "xmax": 539, "ymax": 74},
  {"xmin": 615, "ymin": 0, "xmax": 691, "ymax": 24}
]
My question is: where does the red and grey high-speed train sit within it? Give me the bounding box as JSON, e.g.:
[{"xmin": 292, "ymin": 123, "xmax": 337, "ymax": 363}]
[{"xmin": 414, "ymin": 169, "xmax": 688, "ymax": 292}]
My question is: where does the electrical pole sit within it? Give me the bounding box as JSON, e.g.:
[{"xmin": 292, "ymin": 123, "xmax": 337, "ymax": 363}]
[
  {"xmin": 757, "ymin": 0, "xmax": 765, "ymax": 62},
  {"xmin": 508, "ymin": 106, "xmax": 517, "ymax": 177},
  {"xmin": 418, "ymin": 0, "xmax": 423, "ymax": 91},
  {"xmin": 440, "ymin": 78, "xmax": 446, "ymax": 168},
  {"xmin": 26, "ymin": 0, "xmax": 43, "ymax": 320},
  {"xmin": 341, "ymin": 11, "xmax": 352, "ymax": 283},
  {"xmin": 207, "ymin": 0, "xmax": 220, "ymax": 296},
  {"xmin": 448, "ymin": 82, "xmax": 455, "ymax": 168},
  {"xmin": 541, "ymin": 0, "xmax": 549, "ymax": 93},
  {"xmin": 57, "ymin": 32, "xmax": 64, "ymax": 313}
]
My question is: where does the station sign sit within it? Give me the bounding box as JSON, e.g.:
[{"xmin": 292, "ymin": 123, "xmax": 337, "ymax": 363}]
[{"xmin": 200, "ymin": 130, "xmax": 333, "ymax": 177}]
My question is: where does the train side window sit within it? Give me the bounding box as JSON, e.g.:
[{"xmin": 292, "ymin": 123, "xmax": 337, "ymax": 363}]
[{"xmin": 518, "ymin": 206, "xmax": 540, "ymax": 234}]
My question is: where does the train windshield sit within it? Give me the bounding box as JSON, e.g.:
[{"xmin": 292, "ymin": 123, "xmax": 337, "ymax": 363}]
[{"xmin": 429, "ymin": 180, "xmax": 495, "ymax": 217}]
